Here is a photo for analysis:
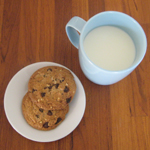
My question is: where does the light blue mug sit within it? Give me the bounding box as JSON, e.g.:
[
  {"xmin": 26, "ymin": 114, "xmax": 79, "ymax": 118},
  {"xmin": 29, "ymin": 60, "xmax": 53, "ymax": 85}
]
[{"xmin": 66, "ymin": 11, "xmax": 147, "ymax": 85}]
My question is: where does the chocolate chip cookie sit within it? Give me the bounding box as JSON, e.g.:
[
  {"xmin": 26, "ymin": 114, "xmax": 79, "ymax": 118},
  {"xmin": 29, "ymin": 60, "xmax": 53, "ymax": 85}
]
[
  {"xmin": 28, "ymin": 66, "xmax": 76, "ymax": 110},
  {"xmin": 22, "ymin": 92, "xmax": 69, "ymax": 131}
]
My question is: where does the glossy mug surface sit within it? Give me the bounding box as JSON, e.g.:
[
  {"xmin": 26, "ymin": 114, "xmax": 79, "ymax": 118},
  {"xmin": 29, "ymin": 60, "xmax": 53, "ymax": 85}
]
[{"xmin": 65, "ymin": 11, "xmax": 147, "ymax": 85}]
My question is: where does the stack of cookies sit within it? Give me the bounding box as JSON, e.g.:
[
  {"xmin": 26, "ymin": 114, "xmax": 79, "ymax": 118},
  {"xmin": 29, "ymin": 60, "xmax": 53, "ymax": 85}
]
[{"xmin": 22, "ymin": 66, "xmax": 76, "ymax": 131}]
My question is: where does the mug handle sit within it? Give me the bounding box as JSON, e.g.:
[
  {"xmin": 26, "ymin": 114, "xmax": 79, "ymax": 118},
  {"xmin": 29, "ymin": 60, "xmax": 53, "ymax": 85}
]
[{"xmin": 65, "ymin": 16, "xmax": 86, "ymax": 49}]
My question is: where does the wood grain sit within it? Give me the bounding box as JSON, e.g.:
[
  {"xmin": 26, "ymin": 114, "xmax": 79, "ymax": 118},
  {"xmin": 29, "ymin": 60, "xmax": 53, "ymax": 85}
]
[{"xmin": 0, "ymin": 0, "xmax": 150, "ymax": 150}]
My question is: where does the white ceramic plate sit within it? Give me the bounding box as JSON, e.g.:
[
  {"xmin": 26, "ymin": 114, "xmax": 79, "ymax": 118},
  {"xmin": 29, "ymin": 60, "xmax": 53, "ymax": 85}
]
[{"xmin": 4, "ymin": 62, "xmax": 86, "ymax": 142}]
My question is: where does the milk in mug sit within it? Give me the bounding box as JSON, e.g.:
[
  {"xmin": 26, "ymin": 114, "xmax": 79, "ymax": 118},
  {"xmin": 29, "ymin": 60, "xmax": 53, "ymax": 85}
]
[{"xmin": 83, "ymin": 26, "xmax": 136, "ymax": 71}]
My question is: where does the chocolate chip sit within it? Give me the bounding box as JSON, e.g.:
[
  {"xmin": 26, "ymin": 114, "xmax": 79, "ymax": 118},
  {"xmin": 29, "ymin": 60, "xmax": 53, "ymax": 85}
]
[
  {"xmin": 36, "ymin": 115, "xmax": 39, "ymax": 118},
  {"xmin": 44, "ymin": 87, "xmax": 47, "ymax": 89},
  {"xmin": 60, "ymin": 77, "xmax": 65, "ymax": 83},
  {"xmin": 41, "ymin": 92, "xmax": 46, "ymax": 97},
  {"xmin": 55, "ymin": 117, "xmax": 62, "ymax": 124},
  {"xmin": 39, "ymin": 108, "xmax": 44, "ymax": 112},
  {"xmin": 43, "ymin": 122, "xmax": 49, "ymax": 128},
  {"xmin": 66, "ymin": 97, "xmax": 72, "ymax": 103},
  {"xmin": 32, "ymin": 89, "xmax": 37, "ymax": 93},
  {"xmin": 47, "ymin": 110, "xmax": 52, "ymax": 116},
  {"xmin": 47, "ymin": 68, "xmax": 52, "ymax": 71},
  {"xmin": 55, "ymin": 83, "xmax": 59, "ymax": 89},
  {"xmin": 48, "ymin": 85, "xmax": 53, "ymax": 90},
  {"xmin": 64, "ymin": 86, "xmax": 69, "ymax": 93}
]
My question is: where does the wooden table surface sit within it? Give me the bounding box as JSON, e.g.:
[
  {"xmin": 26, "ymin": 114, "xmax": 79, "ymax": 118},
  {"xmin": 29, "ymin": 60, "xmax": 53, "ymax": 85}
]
[{"xmin": 0, "ymin": 0, "xmax": 150, "ymax": 150}]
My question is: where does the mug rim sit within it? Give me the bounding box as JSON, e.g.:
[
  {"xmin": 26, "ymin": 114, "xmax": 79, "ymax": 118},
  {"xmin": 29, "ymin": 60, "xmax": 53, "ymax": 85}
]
[{"xmin": 80, "ymin": 11, "xmax": 147, "ymax": 73}]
